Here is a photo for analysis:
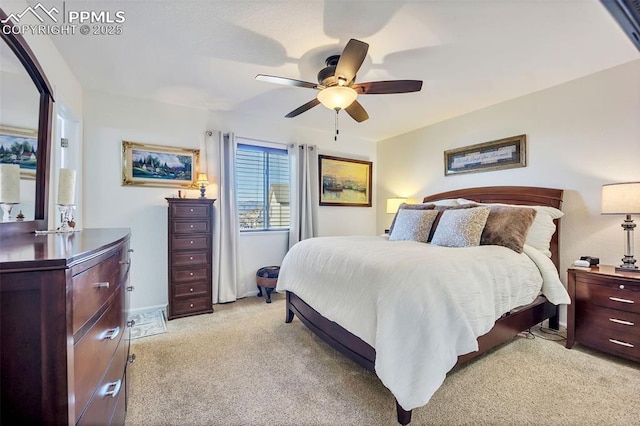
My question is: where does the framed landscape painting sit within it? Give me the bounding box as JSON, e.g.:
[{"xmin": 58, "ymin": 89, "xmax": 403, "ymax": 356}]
[
  {"xmin": 122, "ymin": 141, "xmax": 200, "ymax": 188},
  {"xmin": 318, "ymin": 155, "xmax": 372, "ymax": 207},
  {"xmin": 0, "ymin": 125, "xmax": 38, "ymax": 179}
]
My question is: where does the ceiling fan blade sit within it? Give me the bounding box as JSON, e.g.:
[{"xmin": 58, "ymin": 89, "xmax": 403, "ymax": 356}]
[
  {"xmin": 334, "ymin": 39, "xmax": 369, "ymax": 85},
  {"xmin": 256, "ymin": 74, "xmax": 319, "ymax": 89},
  {"xmin": 345, "ymin": 101, "xmax": 369, "ymax": 123},
  {"xmin": 353, "ymin": 80, "xmax": 423, "ymax": 94},
  {"xmin": 285, "ymin": 99, "xmax": 321, "ymax": 118}
]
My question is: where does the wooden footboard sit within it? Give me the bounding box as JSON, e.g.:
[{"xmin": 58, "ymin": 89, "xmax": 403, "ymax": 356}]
[{"xmin": 285, "ymin": 290, "xmax": 558, "ymax": 425}]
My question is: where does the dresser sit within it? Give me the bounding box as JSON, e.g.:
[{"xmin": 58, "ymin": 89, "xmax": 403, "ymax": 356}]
[
  {"xmin": 0, "ymin": 228, "xmax": 133, "ymax": 425},
  {"xmin": 166, "ymin": 198, "xmax": 215, "ymax": 320},
  {"xmin": 567, "ymin": 265, "xmax": 639, "ymax": 362}
]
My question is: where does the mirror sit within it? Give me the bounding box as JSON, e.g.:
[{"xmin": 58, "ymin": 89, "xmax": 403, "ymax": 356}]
[{"xmin": 0, "ymin": 8, "xmax": 54, "ymax": 237}]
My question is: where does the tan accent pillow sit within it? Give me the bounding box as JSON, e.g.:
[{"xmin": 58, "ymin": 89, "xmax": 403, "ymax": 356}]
[
  {"xmin": 389, "ymin": 209, "xmax": 439, "ymax": 243},
  {"xmin": 481, "ymin": 205, "xmax": 537, "ymax": 253},
  {"xmin": 389, "ymin": 203, "xmax": 436, "ymax": 235},
  {"xmin": 431, "ymin": 206, "xmax": 491, "ymax": 247}
]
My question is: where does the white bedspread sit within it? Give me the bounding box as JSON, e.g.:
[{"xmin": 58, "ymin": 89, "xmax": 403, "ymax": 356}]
[{"xmin": 276, "ymin": 236, "xmax": 570, "ymax": 411}]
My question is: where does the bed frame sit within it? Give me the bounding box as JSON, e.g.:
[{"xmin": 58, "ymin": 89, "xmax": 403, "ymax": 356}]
[{"xmin": 284, "ymin": 186, "xmax": 564, "ymax": 424}]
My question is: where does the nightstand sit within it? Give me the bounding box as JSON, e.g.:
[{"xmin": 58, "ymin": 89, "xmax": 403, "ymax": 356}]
[{"xmin": 567, "ymin": 265, "xmax": 639, "ymax": 362}]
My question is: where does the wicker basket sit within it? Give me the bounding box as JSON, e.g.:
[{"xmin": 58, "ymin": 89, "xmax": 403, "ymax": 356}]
[{"xmin": 256, "ymin": 266, "xmax": 280, "ymax": 288}]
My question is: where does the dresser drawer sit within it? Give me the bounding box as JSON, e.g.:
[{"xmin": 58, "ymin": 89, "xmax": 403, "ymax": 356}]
[
  {"xmin": 172, "ymin": 267, "xmax": 208, "ymax": 283},
  {"xmin": 575, "ymin": 279, "xmax": 640, "ymax": 314},
  {"xmin": 72, "ymin": 251, "xmax": 121, "ymax": 335},
  {"xmin": 171, "ymin": 296, "xmax": 211, "ymax": 317},
  {"xmin": 74, "ymin": 288, "xmax": 125, "ymax": 420},
  {"xmin": 172, "ymin": 252, "xmax": 209, "ymax": 267},
  {"xmin": 172, "ymin": 281, "xmax": 209, "ymax": 299},
  {"xmin": 77, "ymin": 336, "xmax": 127, "ymax": 426},
  {"xmin": 576, "ymin": 303, "xmax": 639, "ymax": 343},
  {"xmin": 172, "ymin": 220, "xmax": 210, "ymax": 234},
  {"xmin": 171, "ymin": 203, "xmax": 210, "ymax": 218},
  {"xmin": 172, "ymin": 235, "xmax": 209, "ymax": 251}
]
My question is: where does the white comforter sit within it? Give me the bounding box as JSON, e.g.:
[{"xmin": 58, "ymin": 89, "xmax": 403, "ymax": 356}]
[{"xmin": 276, "ymin": 236, "xmax": 570, "ymax": 411}]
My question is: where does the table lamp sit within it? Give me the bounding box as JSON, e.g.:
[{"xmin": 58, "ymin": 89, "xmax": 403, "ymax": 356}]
[
  {"xmin": 197, "ymin": 173, "xmax": 209, "ymax": 199},
  {"xmin": 602, "ymin": 182, "xmax": 640, "ymax": 272},
  {"xmin": 386, "ymin": 197, "xmax": 407, "ymax": 214}
]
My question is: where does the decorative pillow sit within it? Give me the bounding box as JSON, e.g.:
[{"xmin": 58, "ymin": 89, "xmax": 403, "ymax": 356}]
[
  {"xmin": 457, "ymin": 199, "xmax": 563, "ymax": 257},
  {"xmin": 480, "ymin": 205, "xmax": 537, "ymax": 253},
  {"xmin": 431, "ymin": 206, "xmax": 492, "ymax": 247},
  {"xmin": 389, "ymin": 203, "xmax": 436, "ymax": 235},
  {"xmin": 389, "ymin": 209, "xmax": 439, "ymax": 243},
  {"xmin": 427, "ymin": 204, "xmax": 478, "ymax": 242}
]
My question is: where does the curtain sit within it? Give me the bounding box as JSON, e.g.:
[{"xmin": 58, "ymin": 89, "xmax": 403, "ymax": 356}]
[
  {"xmin": 209, "ymin": 131, "xmax": 244, "ymax": 303},
  {"xmin": 288, "ymin": 143, "xmax": 319, "ymax": 248}
]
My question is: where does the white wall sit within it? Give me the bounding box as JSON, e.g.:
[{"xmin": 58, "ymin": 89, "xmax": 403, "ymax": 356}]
[
  {"xmin": 377, "ymin": 59, "xmax": 640, "ymax": 322},
  {"xmin": 83, "ymin": 91, "xmax": 377, "ymax": 313}
]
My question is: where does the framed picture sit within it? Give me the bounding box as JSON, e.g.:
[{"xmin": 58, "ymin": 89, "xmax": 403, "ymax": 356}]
[
  {"xmin": 122, "ymin": 141, "xmax": 200, "ymax": 188},
  {"xmin": 444, "ymin": 134, "xmax": 526, "ymax": 176},
  {"xmin": 0, "ymin": 125, "xmax": 38, "ymax": 179},
  {"xmin": 319, "ymin": 155, "xmax": 372, "ymax": 207}
]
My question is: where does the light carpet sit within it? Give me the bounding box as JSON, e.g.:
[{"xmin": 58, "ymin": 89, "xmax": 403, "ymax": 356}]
[
  {"xmin": 129, "ymin": 309, "xmax": 167, "ymax": 340},
  {"xmin": 126, "ymin": 294, "xmax": 640, "ymax": 425}
]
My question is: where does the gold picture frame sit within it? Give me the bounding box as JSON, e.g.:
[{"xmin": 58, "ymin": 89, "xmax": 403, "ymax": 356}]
[
  {"xmin": 122, "ymin": 141, "xmax": 200, "ymax": 188},
  {"xmin": 0, "ymin": 125, "xmax": 38, "ymax": 179},
  {"xmin": 444, "ymin": 134, "xmax": 527, "ymax": 176},
  {"xmin": 319, "ymin": 155, "xmax": 372, "ymax": 207}
]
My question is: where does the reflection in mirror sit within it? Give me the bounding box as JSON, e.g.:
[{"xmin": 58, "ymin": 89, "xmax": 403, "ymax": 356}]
[
  {"xmin": 0, "ymin": 8, "xmax": 54, "ymax": 236},
  {"xmin": 0, "ymin": 37, "xmax": 40, "ymax": 222}
]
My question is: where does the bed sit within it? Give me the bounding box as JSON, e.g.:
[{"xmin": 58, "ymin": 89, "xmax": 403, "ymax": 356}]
[{"xmin": 276, "ymin": 186, "xmax": 569, "ymax": 424}]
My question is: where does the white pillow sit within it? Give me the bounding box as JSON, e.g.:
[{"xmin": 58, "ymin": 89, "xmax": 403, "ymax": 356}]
[
  {"xmin": 429, "ymin": 198, "xmax": 459, "ymax": 207},
  {"xmin": 431, "ymin": 206, "xmax": 491, "ymax": 247},
  {"xmin": 389, "ymin": 209, "xmax": 439, "ymax": 243},
  {"xmin": 456, "ymin": 198, "xmax": 563, "ymax": 257}
]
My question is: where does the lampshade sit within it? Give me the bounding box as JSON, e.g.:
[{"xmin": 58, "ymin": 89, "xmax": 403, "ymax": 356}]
[
  {"xmin": 602, "ymin": 182, "xmax": 640, "ymax": 214},
  {"xmin": 197, "ymin": 173, "xmax": 209, "ymax": 184},
  {"xmin": 317, "ymin": 86, "xmax": 358, "ymax": 111},
  {"xmin": 386, "ymin": 197, "xmax": 407, "ymax": 214}
]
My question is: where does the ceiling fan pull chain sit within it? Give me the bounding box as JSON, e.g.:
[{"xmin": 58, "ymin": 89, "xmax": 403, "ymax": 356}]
[{"xmin": 335, "ymin": 110, "xmax": 339, "ymax": 142}]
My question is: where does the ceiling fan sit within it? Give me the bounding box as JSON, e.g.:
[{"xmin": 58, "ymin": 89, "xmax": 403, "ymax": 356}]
[{"xmin": 255, "ymin": 38, "xmax": 423, "ymax": 123}]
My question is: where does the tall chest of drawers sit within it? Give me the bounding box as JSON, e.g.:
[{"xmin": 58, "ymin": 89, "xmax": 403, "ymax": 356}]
[
  {"xmin": 166, "ymin": 198, "xmax": 215, "ymax": 320},
  {"xmin": 567, "ymin": 265, "xmax": 639, "ymax": 362},
  {"xmin": 0, "ymin": 228, "xmax": 133, "ymax": 425}
]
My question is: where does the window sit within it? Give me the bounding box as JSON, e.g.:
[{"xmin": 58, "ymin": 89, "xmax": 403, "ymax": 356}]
[{"xmin": 236, "ymin": 142, "xmax": 290, "ymax": 231}]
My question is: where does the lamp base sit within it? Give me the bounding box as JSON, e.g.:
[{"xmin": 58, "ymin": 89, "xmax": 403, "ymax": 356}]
[{"xmin": 199, "ymin": 183, "xmax": 207, "ymax": 199}]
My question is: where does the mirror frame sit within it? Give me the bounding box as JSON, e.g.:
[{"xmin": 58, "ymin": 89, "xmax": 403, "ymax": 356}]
[{"xmin": 0, "ymin": 8, "xmax": 54, "ymax": 237}]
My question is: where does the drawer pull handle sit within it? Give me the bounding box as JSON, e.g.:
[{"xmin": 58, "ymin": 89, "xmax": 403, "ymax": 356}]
[
  {"xmin": 127, "ymin": 285, "xmax": 135, "ymax": 292},
  {"xmin": 190, "ymin": 257, "xmax": 194, "ymax": 260},
  {"xmin": 609, "ymin": 338, "xmax": 634, "ymax": 348},
  {"xmin": 103, "ymin": 379, "xmax": 122, "ymax": 398},
  {"xmin": 190, "ymin": 208, "xmax": 194, "ymax": 212},
  {"xmin": 190, "ymin": 241, "xmax": 194, "ymax": 244},
  {"xmin": 127, "ymin": 320, "xmax": 136, "ymax": 328},
  {"xmin": 609, "ymin": 318, "xmax": 634, "ymax": 326},
  {"xmin": 119, "ymin": 260, "xmax": 130, "ymax": 265},
  {"xmin": 95, "ymin": 282, "xmax": 110, "ymax": 289},
  {"xmin": 619, "ymin": 284, "xmax": 625, "ymax": 290},
  {"xmin": 190, "ymin": 288, "xmax": 194, "ymax": 292},
  {"xmin": 190, "ymin": 272, "xmax": 194, "ymax": 276},
  {"xmin": 609, "ymin": 297, "xmax": 634, "ymax": 304},
  {"xmin": 101, "ymin": 326, "xmax": 121, "ymax": 341},
  {"xmin": 190, "ymin": 303, "xmax": 194, "ymax": 308},
  {"xmin": 128, "ymin": 248, "xmax": 134, "ymax": 253},
  {"xmin": 190, "ymin": 225, "xmax": 194, "ymax": 228}
]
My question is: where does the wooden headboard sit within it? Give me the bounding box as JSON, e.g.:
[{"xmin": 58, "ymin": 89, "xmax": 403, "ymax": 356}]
[{"xmin": 422, "ymin": 186, "xmax": 564, "ymax": 270}]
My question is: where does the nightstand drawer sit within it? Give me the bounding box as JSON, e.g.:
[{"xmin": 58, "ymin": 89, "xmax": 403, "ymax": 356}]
[
  {"xmin": 576, "ymin": 279, "xmax": 640, "ymax": 314},
  {"xmin": 576, "ymin": 303, "xmax": 639, "ymax": 343}
]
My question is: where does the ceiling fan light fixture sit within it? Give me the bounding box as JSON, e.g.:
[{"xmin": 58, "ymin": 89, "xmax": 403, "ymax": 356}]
[{"xmin": 317, "ymin": 86, "xmax": 357, "ymax": 111}]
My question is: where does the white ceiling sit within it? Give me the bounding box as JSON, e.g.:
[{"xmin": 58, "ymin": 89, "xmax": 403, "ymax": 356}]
[{"xmin": 43, "ymin": 0, "xmax": 639, "ymax": 142}]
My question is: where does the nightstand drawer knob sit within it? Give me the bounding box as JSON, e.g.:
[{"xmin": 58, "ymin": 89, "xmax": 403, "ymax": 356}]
[
  {"xmin": 609, "ymin": 318, "xmax": 634, "ymax": 326},
  {"xmin": 609, "ymin": 296, "xmax": 634, "ymax": 304},
  {"xmin": 609, "ymin": 338, "xmax": 634, "ymax": 348},
  {"xmin": 190, "ymin": 303, "xmax": 194, "ymax": 308},
  {"xmin": 619, "ymin": 285, "xmax": 625, "ymax": 289}
]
